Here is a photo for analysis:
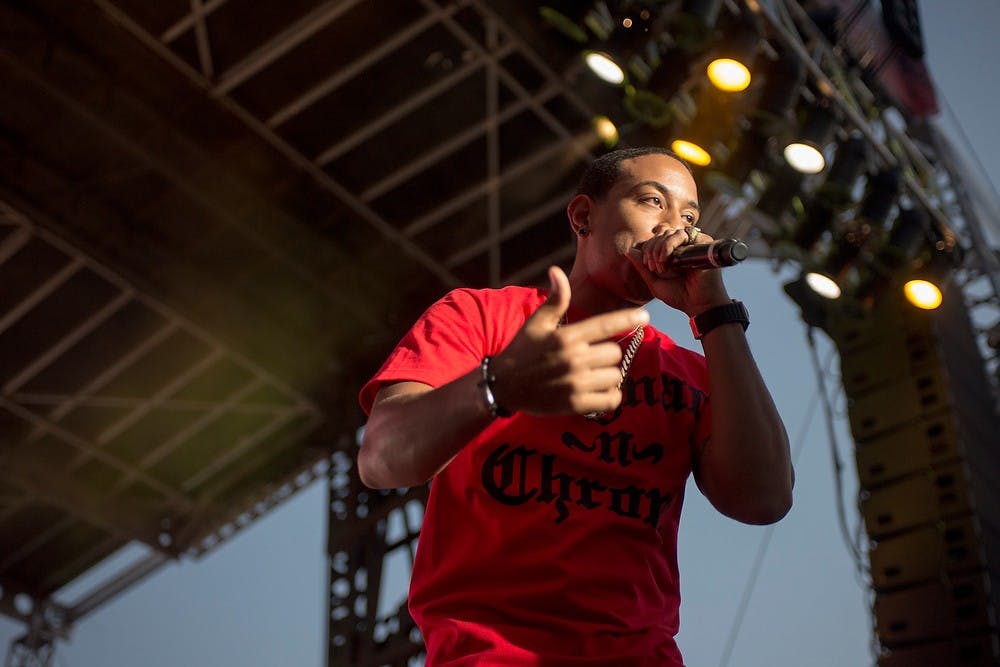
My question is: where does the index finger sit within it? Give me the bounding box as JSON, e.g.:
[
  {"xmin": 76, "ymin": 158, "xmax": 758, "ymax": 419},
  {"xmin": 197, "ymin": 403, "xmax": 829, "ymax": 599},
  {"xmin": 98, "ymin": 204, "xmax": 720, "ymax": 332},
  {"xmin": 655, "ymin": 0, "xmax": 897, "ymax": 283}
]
[{"xmin": 562, "ymin": 307, "xmax": 649, "ymax": 343}]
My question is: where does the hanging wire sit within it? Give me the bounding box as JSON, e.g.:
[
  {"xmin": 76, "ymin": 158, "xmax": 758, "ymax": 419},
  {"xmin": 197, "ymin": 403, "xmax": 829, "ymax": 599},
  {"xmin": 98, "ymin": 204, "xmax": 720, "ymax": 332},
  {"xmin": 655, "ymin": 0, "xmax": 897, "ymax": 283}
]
[
  {"xmin": 805, "ymin": 327, "xmax": 881, "ymax": 665},
  {"xmin": 805, "ymin": 327, "xmax": 865, "ymax": 568},
  {"xmin": 717, "ymin": 325, "xmax": 832, "ymax": 667},
  {"xmin": 937, "ymin": 94, "xmax": 1000, "ymax": 223}
]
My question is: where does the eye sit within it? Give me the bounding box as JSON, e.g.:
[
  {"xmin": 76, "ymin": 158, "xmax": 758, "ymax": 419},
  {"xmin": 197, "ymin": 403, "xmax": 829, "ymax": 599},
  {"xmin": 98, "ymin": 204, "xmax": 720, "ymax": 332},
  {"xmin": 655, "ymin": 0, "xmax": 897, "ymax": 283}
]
[
  {"xmin": 682, "ymin": 212, "xmax": 698, "ymax": 224},
  {"xmin": 640, "ymin": 195, "xmax": 663, "ymax": 208}
]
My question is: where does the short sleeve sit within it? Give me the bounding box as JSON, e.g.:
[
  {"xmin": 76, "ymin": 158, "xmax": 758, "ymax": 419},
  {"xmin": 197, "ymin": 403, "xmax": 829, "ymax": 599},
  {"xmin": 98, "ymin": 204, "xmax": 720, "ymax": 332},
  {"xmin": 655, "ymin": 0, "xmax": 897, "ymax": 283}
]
[{"xmin": 358, "ymin": 289, "xmax": 488, "ymax": 414}]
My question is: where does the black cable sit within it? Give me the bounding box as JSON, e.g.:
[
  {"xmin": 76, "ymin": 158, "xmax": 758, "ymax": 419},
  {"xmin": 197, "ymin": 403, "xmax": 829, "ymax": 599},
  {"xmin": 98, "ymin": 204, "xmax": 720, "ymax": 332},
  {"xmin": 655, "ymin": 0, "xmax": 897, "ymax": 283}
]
[
  {"xmin": 717, "ymin": 331, "xmax": 828, "ymax": 667},
  {"xmin": 805, "ymin": 327, "xmax": 865, "ymax": 569},
  {"xmin": 805, "ymin": 328, "xmax": 880, "ymax": 666}
]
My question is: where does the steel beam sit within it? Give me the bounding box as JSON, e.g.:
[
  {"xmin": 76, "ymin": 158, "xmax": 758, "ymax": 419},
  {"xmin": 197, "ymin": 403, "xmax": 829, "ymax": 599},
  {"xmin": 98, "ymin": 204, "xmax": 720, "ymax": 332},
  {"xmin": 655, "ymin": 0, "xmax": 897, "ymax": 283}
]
[{"xmin": 269, "ymin": 1, "xmax": 465, "ymax": 129}]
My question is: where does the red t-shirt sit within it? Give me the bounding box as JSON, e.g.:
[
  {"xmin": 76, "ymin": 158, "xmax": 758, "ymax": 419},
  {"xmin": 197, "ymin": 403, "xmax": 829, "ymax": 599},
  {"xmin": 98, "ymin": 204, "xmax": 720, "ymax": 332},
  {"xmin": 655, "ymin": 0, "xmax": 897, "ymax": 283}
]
[{"xmin": 360, "ymin": 286, "xmax": 711, "ymax": 666}]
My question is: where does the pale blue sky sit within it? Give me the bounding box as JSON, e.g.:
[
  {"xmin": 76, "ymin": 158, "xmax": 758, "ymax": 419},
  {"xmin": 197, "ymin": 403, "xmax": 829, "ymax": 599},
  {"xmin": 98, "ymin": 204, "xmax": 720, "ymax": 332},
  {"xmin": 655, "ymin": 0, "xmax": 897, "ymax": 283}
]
[{"xmin": 2, "ymin": 2, "xmax": 998, "ymax": 665}]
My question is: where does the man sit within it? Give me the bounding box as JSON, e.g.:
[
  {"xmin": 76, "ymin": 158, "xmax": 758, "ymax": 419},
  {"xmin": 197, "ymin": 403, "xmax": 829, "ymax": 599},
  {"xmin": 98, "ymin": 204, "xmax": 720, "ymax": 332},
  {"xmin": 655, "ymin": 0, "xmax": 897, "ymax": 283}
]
[{"xmin": 358, "ymin": 147, "xmax": 793, "ymax": 666}]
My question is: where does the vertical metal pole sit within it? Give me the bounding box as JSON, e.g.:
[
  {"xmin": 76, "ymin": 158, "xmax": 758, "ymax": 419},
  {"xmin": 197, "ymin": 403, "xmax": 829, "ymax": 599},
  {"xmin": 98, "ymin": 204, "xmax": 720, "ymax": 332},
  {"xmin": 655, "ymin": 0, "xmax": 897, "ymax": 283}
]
[{"xmin": 486, "ymin": 18, "xmax": 502, "ymax": 286}]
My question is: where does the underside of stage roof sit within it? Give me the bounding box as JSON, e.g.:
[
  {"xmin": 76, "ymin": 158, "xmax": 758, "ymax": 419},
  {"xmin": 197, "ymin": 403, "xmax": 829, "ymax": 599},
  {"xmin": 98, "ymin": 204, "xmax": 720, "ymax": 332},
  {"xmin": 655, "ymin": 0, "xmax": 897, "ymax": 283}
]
[{"xmin": 2, "ymin": 0, "xmax": 999, "ymax": 665}]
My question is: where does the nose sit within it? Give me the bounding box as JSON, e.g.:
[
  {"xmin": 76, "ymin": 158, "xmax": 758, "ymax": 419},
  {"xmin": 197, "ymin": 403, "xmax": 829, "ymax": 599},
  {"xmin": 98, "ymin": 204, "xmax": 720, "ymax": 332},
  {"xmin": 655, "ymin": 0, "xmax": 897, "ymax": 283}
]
[{"xmin": 652, "ymin": 221, "xmax": 676, "ymax": 236}]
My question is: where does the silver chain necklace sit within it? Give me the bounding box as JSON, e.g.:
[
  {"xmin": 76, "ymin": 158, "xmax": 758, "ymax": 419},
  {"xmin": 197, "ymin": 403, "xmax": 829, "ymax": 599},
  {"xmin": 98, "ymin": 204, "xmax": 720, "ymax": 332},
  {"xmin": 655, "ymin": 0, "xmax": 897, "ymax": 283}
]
[{"xmin": 584, "ymin": 324, "xmax": 644, "ymax": 420}]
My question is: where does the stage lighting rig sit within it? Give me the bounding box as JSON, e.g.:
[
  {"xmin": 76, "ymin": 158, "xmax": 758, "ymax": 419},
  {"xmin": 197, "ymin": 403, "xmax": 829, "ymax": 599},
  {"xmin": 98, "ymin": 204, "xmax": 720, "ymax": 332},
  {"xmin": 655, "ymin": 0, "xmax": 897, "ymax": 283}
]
[
  {"xmin": 791, "ymin": 135, "xmax": 868, "ymax": 251},
  {"xmin": 805, "ymin": 167, "xmax": 903, "ymax": 297},
  {"xmin": 900, "ymin": 219, "xmax": 963, "ymax": 310},
  {"xmin": 541, "ymin": 1, "xmax": 664, "ymax": 86},
  {"xmin": 784, "ymin": 98, "xmax": 838, "ymax": 174},
  {"xmin": 670, "ymin": 85, "xmax": 745, "ymax": 167},
  {"xmin": 704, "ymin": 43, "xmax": 806, "ymax": 196},
  {"xmin": 538, "ymin": 1, "xmax": 615, "ymax": 44},
  {"xmin": 790, "ymin": 133, "xmax": 870, "ymax": 251},
  {"xmin": 705, "ymin": 3, "xmax": 763, "ymax": 93},
  {"xmin": 815, "ymin": 133, "xmax": 869, "ymax": 209},
  {"xmin": 622, "ymin": 0, "xmax": 732, "ymax": 125},
  {"xmin": 669, "ymin": 0, "xmax": 724, "ymax": 52},
  {"xmin": 783, "ymin": 272, "xmax": 837, "ymax": 327},
  {"xmin": 755, "ymin": 159, "xmax": 808, "ymax": 229},
  {"xmin": 854, "ymin": 205, "xmax": 931, "ymax": 306}
]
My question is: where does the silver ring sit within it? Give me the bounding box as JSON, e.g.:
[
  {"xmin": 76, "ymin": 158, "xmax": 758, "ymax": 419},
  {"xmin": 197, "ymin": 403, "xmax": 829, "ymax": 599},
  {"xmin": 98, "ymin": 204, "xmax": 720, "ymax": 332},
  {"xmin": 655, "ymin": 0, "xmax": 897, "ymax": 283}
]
[{"xmin": 685, "ymin": 226, "xmax": 702, "ymax": 244}]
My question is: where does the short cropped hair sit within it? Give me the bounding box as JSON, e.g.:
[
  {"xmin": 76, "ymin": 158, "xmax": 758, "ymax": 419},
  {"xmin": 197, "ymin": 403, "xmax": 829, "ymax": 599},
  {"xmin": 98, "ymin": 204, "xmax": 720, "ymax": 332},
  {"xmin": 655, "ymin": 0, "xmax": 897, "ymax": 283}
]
[{"xmin": 575, "ymin": 147, "xmax": 692, "ymax": 201}]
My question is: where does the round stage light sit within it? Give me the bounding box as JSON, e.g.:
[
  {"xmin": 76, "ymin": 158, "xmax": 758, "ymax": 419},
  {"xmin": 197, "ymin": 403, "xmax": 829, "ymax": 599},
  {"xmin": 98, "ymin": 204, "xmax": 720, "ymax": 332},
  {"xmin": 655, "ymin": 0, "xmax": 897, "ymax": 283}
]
[
  {"xmin": 784, "ymin": 142, "xmax": 826, "ymax": 174},
  {"xmin": 593, "ymin": 116, "xmax": 620, "ymax": 147},
  {"xmin": 805, "ymin": 271, "xmax": 841, "ymax": 299},
  {"xmin": 903, "ymin": 279, "xmax": 943, "ymax": 309},
  {"xmin": 671, "ymin": 139, "xmax": 712, "ymax": 166},
  {"xmin": 707, "ymin": 58, "xmax": 751, "ymax": 92},
  {"xmin": 584, "ymin": 51, "xmax": 625, "ymax": 84}
]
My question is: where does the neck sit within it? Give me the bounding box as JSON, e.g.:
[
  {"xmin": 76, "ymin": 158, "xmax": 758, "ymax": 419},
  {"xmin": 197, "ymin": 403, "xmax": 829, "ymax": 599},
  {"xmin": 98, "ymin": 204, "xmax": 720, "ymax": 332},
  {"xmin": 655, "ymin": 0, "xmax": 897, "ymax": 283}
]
[{"xmin": 567, "ymin": 264, "xmax": 649, "ymax": 316}]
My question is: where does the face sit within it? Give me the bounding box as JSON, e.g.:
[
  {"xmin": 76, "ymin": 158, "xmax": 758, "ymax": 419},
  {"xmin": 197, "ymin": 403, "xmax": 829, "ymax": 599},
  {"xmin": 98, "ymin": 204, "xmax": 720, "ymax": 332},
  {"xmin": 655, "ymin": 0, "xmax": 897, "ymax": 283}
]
[{"xmin": 571, "ymin": 153, "xmax": 700, "ymax": 304}]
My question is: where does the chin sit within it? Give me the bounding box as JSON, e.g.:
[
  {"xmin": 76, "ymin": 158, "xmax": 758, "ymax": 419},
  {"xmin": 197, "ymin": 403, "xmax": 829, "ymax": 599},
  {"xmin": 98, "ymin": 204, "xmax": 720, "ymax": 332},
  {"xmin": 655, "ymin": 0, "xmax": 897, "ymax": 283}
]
[
  {"xmin": 624, "ymin": 265, "xmax": 653, "ymax": 305},
  {"xmin": 623, "ymin": 274, "xmax": 654, "ymax": 305}
]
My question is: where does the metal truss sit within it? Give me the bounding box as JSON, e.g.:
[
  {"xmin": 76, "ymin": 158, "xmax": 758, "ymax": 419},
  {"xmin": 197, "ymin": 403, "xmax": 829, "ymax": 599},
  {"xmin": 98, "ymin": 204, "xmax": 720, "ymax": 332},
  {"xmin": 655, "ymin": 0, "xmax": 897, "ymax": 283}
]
[
  {"xmin": 0, "ymin": 199, "xmax": 321, "ymax": 654},
  {"xmin": 754, "ymin": 0, "xmax": 1000, "ymax": 405},
  {"xmin": 3, "ymin": 0, "xmax": 999, "ymax": 664},
  {"xmin": 87, "ymin": 0, "xmax": 608, "ymax": 290},
  {"xmin": 326, "ymin": 446, "xmax": 427, "ymax": 667},
  {"xmin": 66, "ymin": 3, "xmax": 612, "ymax": 664}
]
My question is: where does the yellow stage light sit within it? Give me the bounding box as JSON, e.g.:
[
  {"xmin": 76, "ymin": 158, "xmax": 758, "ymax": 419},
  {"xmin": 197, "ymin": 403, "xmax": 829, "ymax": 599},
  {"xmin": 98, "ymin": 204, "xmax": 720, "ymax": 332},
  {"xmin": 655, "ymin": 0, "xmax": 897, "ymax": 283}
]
[
  {"xmin": 593, "ymin": 116, "xmax": 620, "ymax": 147},
  {"xmin": 671, "ymin": 139, "xmax": 712, "ymax": 166},
  {"xmin": 903, "ymin": 279, "xmax": 943, "ymax": 309},
  {"xmin": 707, "ymin": 57, "xmax": 751, "ymax": 92}
]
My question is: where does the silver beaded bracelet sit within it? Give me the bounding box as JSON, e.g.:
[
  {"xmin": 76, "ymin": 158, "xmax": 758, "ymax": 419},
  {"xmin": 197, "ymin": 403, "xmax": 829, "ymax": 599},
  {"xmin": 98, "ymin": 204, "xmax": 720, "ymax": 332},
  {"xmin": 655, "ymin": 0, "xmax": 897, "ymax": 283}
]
[{"xmin": 478, "ymin": 356, "xmax": 511, "ymax": 418}]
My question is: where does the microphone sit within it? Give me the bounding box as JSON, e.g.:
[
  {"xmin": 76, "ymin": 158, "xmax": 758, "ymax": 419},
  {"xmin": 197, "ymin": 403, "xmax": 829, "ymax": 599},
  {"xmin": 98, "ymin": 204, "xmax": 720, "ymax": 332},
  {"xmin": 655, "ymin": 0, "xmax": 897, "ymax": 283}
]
[{"xmin": 668, "ymin": 238, "xmax": 749, "ymax": 271}]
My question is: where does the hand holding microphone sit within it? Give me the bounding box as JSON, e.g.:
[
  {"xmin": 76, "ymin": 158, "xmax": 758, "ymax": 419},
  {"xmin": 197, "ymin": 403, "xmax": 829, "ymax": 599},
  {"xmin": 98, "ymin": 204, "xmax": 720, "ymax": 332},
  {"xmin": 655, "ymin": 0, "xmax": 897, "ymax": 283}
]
[
  {"xmin": 629, "ymin": 226, "xmax": 744, "ymax": 317},
  {"xmin": 634, "ymin": 227, "xmax": 749, "ymax": 277}
]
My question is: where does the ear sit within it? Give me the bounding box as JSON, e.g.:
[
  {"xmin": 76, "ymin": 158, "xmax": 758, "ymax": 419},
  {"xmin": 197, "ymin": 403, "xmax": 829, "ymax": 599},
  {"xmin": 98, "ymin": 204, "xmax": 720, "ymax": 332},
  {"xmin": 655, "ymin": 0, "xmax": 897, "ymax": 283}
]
[{"xmin": 566, "ymin": 194, "xmax": 592, "ymax": 236}]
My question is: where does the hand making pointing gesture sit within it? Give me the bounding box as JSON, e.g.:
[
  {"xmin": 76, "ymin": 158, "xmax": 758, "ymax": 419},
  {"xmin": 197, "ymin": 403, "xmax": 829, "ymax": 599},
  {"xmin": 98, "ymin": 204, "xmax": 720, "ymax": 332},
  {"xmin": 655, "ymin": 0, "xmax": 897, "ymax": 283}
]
[{"xmin": 489, "ymin": 265, "xmax": 649, "ymax": 418}]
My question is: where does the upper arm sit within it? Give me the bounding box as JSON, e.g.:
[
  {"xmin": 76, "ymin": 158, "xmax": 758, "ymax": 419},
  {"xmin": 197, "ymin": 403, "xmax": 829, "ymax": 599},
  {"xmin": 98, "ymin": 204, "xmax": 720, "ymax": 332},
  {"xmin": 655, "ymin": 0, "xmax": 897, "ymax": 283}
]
[
  {"xmin": 690, "ymin": 436, "xmax": 714, "ymax": 499},
  {"xmin": 369, "ymin": 380, "xmax": 434, "ymax": 411}
]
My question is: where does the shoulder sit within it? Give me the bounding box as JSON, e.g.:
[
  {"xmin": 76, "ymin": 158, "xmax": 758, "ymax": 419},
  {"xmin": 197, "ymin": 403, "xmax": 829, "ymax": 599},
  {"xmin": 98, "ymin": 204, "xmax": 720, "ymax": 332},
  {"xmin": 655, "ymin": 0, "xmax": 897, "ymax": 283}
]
[
  {"xmin": 436, "ymin": 285, "xmax": 546, "ymax": 319},
  {"xmin": 442, "ymin": 285, "xmax": 546, "ymax": 305},
  {"xmin": 643, "ymin": 326, "xmax": 709, "ymax": 387}
]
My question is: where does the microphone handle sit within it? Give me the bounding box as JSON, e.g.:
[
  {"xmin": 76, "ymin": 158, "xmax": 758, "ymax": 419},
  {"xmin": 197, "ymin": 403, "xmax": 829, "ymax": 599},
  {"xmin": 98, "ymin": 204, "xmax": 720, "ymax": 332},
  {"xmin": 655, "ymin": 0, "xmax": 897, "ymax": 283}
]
[{"xmin": 669, "ymin": 239, "xmax": 749, "ymax": 271}]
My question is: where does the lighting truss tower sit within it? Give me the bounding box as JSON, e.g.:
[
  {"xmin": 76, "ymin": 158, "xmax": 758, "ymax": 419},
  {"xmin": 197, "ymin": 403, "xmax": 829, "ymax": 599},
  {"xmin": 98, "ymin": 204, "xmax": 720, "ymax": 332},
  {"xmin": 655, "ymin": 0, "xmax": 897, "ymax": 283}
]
[{"xmin": 326, "ymin": 447, "xmax": 427, "ymax": 666}]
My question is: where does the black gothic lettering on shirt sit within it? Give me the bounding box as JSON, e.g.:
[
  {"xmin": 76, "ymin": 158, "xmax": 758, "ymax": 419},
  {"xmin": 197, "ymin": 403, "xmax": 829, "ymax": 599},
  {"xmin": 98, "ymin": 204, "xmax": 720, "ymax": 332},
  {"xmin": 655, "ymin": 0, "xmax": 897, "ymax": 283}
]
[
  {"xmin": 575, "ymin": 477, "xmax": 606, "ymax": 509},
  {"xmin": 632, "ymin": 441, "xmax": 664, "ymax": 464},
  {"xmin": 562, "ymin": 430, "xmax": 664, "ymax": 467},
  {"xmin": 481, "ymin": 443, "xmax": 538, "ymax": 506},
  {"xmin": 634, "ymin": 373, "xmax": 707, "ymax": 417},
  {"xmin": 537, "ymin": 453, "xmax": 573, "ymax": 523},
  {"xmin": 606, "ymin": 484, "xmax": 672, "ymax": 526},
  {"xmin": 481, "ymin": 443, "xmax": 674, "ymax": 525},
  {"xmin": 477, "ymin": 370, "xmax": 701, "ymax": 525},
  {"xmin": 608, "ymin": 485, "xmax": 644, "ymax": 520},
  {"xmin": 589, "ymin": 372, "xmax": 708, "ymax": 425},
  {"xmin": 642, "ymin": 487, "xmax": 674, "ymax": 527}
]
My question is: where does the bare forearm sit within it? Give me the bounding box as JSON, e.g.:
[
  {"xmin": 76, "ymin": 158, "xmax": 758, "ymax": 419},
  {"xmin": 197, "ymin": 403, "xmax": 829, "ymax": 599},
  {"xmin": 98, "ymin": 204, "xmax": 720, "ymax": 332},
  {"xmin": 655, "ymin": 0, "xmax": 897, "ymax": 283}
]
[
  {"xmin": 697, "ymin": 323, "xmax": 793, "ymax": 524},
  {"xmin": 358, "ymin": 372, "xmax": 494, "ymax": 489},
  {"xmin": 358, "ymin": 267, "xmax": 649, "ymax": 490}
]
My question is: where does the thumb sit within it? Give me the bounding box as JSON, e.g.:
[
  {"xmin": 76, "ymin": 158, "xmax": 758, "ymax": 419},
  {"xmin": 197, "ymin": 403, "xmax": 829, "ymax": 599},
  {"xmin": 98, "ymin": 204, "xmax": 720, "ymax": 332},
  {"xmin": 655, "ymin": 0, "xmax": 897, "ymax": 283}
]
[{"xmin": 528, "ymin": 265, "xmax": 571, "ymax": 331}]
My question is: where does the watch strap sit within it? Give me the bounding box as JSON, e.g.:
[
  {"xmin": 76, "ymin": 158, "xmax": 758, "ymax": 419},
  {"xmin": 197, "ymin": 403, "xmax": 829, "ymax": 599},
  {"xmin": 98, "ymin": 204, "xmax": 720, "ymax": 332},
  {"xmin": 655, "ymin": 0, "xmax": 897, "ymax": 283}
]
[{"xmin": 690, "ymin": 300, "xmax": 749, "ymax": 340}]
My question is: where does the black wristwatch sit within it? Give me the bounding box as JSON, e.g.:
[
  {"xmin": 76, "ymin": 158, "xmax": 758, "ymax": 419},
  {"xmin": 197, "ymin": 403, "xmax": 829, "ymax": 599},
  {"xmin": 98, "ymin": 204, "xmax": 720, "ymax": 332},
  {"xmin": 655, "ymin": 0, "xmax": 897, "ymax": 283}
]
[{"xmin": 690, "ymin": 300, "xmax": 750, "ymax": 340}]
